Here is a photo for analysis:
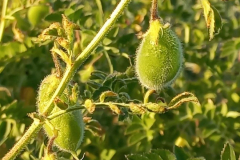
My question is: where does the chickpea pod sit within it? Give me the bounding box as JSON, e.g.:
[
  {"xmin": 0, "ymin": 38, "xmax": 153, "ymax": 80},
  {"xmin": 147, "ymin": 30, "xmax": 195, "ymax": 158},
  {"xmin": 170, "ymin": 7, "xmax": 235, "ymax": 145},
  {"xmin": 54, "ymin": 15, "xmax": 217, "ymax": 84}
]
[{"xmin": 135, "ymin": 1, "xmax": 183, "ymax": 90}]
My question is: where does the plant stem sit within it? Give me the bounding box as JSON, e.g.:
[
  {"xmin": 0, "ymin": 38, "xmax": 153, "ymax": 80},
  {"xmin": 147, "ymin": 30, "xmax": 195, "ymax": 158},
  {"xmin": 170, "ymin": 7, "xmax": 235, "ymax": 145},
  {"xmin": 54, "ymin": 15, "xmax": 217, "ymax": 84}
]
[
  {"xmin": 74, "ymin": 0, "xmax": 131, "ymax": 68},
  {"xmin": 48, "ymin": 105, "xmax": 85, "ymax": 120},
  {"xmin": 0, "ymin": 0, "xmax": 8, "ymax": 42},
  {"xmin": 3, "ymin": 0, "xmax": 131, "ymax": 159},
  {"xmin": 43, "ymin": 0, "xmax": 131, "ymax": 115},
  {"xmin": 151, "ymin": 0, "xmax": 159, "ymax": 20},
  {"xmin": 104, "ymin": 51, "xmax": 114, "ymax": 74},
  {"xmin": 42, "ymin": 66, "xmax": 74, "ymax": 115},
  {"xmin": 144, "ymin": 89, "xmax": 155, "ymax": 104},
  {"xmin": 48, "ymin": 102, "xmax": 130, "ymax": 120},
  {"xmin": 47, "ymin": 94, "xmax": 198, "ymax": 123},
  {"xmin": 2, "ymin": 119, "xmax": 43, "ymax": 160}
]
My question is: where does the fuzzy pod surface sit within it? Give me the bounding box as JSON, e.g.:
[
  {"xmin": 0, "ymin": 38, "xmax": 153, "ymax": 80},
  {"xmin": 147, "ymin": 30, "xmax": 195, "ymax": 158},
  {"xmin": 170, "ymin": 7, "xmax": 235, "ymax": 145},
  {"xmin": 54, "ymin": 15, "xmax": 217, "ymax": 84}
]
[
  {"xmin": 135, "ymin": 19, "xmax": 183, "ymax": 90},
  {"xmin": 37, "ymin": 74, "xmax": 84, "ymax": 153}
]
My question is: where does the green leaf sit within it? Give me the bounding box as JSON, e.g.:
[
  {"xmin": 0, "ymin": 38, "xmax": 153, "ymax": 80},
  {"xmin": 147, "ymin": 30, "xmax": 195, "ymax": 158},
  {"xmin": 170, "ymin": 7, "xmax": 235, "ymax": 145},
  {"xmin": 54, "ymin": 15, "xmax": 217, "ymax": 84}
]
[
  {"xmin": 143, "ymin": 153, "xmax": 163, "ymax": 160},
  {"xmin": 174, "ymin": 145, "xmax": 190, "ymax": 160},
  {"xmin": 104, "ymin": 46, "xmax": 119, "ymax": 53},
  {"xmin": 3, "ymin": 100, "xmax": 18, "ymax": 115},
  {"xmin": 90, "ymin": 70, "xmax": 107, "ymax": 80},
  {"xmin": 125, "ymin": 154, "xmax": 149, "ymax": 160},
  {"xmin": 0, "ymin": 121, "xmax": 11, "ymax": 146},
  {"xmin": 231, "ymin": 93, "xmax": 240, "ymax": 103},
  {"xmin": 108, "ymin": 26, "xmax": 119, "ymax": 38},
  {"xmin": 202, "ymin": 128, "xmax": 218, "ymax": 138},
  {"xmin": 100, "ymin": 149, "xmax": 116, "ymax": 160},
  {"xmin": 142, "ymin": 113, "xmax": 156, "ymax": 129},
  {"xmin": 151, "ymin": 149, "xmax": 177, "ymax": 160},
  {"xmin": 127, "ymin": 132, "xmax": 147, "ymax": 146},
  {"xmin": 67, "ymin": 7, "xmax": 84, "ymax": 22},
  {"xmin": 220, "ymin": 39, "xmax": 239, "ymax": 58},
  {"xmin": 87, "ymin": 81, "xmax": 103, "ymax": 89},
  {"xmin": 95, "ymin": 0, "xmax": 104, "ymax": 25},
  {"xmin": 125, "ymin": 123, "xmax": 144, "ymax": 135},
  {"xmin": 131, "ymin": 114, "xmax": 143, "ymax": 124},
  {"xmin": 221, "ymin": 103, "xmax": 228, "ymax": 116},
  {"xmin": 221, "ymin": 143, "xmax": 236, "ymax": 160},
  {"xmin": 103, "ymin": 38, "xmax": 113, "ymax": 46},
  {"xmin": 45, "ymin": 12, "xmax": 63, "ymax": 22},
  {"xmin": 0, "ymin": 42, "xmax": 27, "ymax": 58},
  {"xmin": 226, "ymin": 111, "xmax": 240, "ymax": 118},
  {"xmin": 211, "ymin": 6, "xmax": 222, "ymax": 36},
  {"xmin": 187, "ymin": 158, "xmax": 206, "ymax": 160}
]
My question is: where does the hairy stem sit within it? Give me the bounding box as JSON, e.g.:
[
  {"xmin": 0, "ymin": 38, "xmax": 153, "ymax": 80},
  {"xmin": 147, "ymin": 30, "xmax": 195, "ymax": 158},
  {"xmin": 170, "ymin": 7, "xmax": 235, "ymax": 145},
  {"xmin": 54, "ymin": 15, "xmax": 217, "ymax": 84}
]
[
  {"xmin": 0, "ymin": 0, "xmax": 8, "ymax": 42},
  {"xmin": 48, "ymin": 102, "xmax": 129, "ymax": 120},
  {"xmin": 151, "ymin": 0, "xmax": 159, "ymax": 20},
  {"xmin": 2, "ymin": 119, "xmax": 43, "ymax": 160},
  {"xmin": 74, "ymin": 0, "xmax": 131, "ymax": 68},
  {"xmin": 3, "ymin": 0, "xmax": 131, "ymax": 159},
  {"xmin": 48, "ymin": 105, "xmax": 85, "ymax": 120},
  {"xmin": 48, "ymin": 95, "xmax": 197, "ymax": 125},
  {"xmin": 43, "ymin": 0, "xmax": 131, "ymax": 115}
]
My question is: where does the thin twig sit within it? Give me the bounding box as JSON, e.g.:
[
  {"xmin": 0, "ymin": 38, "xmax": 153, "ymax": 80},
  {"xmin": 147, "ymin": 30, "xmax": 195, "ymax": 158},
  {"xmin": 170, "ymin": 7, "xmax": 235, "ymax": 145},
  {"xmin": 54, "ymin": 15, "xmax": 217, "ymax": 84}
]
[
  {"xmin": 0, "ymin": 0, "xmax": 9, "ymax": 42},
  {"xmin": 151, "ymin": 0, "xmax": 159, "ymax": 20}
]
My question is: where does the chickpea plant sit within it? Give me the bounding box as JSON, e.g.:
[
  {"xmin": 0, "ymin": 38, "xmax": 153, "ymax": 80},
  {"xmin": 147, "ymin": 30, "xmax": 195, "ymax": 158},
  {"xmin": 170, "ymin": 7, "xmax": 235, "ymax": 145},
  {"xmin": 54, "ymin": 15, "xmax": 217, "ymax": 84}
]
[{"xmin": 2, "ymin": 0, "xmax": 232, "ymax": 160}]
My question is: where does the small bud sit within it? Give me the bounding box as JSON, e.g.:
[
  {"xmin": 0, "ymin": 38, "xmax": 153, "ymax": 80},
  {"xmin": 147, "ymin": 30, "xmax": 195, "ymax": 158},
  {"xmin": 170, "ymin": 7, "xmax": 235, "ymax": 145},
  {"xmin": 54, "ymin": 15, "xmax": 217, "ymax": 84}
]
[
  {"xmin": 125, "ymin": 66, "xmax": 135, "ymax": 78},
  {"xmin": 62, "ymin": 14, "xmax": 80, "ymax": 31},
  {"xmin": 84, "ymin": 99, "xmax": 95, "ymax": 114},
  {"xmin": 13, "ymin": 27, "xmax": 24, "ymax": 42},
  {"xmin": 70, "ymin": 83, "xmax": 79, "ymax": 105},
  {"xmin": 108, "ymin": 103, "xmax": 122, "ymax": 115},
  {"xmin": 129, "ymin": 103, "xmax": 146, "ymax": 114},
  {"xmin": 62, "ymin": 14, "xmax": 80, "ymax": 49},
  {"xmin": 56, "ymin": 37, "xmax": 70, "ymax": 50},
  {"xmin": 38, "ymin": 28, "xmax": 55, "ymax": 41},
  {"xmin": 49, "ymin": 22, "xmax": 65, "ymax": 37},
  {"xmin": 145, "ymin": 102, "xmax": 167, "ymax": 113}
]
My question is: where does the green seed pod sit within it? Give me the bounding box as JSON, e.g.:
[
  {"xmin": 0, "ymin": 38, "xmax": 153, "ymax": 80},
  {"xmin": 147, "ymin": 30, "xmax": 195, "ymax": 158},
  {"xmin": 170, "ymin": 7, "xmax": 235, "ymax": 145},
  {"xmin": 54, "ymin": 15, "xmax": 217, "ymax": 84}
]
[
  {"xmin": 135, "ymin": 19, "xmax": 183, "ymax": 90},
  {"xmin": 37, "ymin": 74, "xmax": 84, "ymax": 153}
]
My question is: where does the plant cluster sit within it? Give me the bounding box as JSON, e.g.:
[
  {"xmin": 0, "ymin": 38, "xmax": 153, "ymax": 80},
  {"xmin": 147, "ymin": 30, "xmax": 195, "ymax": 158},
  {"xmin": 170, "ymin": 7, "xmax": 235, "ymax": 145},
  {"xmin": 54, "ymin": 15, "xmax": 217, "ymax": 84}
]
[{"xmin": 0, "ymin": 0, "xmax": 240, "ymax": 160}]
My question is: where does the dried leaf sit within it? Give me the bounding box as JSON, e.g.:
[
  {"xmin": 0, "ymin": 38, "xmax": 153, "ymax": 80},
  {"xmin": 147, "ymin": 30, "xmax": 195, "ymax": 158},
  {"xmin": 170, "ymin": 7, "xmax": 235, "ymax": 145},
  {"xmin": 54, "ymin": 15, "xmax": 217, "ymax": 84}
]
[
  {"xmin": 84, "ymin": 99, "xmax": 95, "ymax": 113},
  {"xmin": 200, "ymin": 0, "xmax": 222, "ymax": 40},
  {"xmin": 129, "ymin": 103, "xmax": 146, "ymax": 114},
  {"xmin": 108, "ymin": 103, "xmax": 122, "ymax": 115}
]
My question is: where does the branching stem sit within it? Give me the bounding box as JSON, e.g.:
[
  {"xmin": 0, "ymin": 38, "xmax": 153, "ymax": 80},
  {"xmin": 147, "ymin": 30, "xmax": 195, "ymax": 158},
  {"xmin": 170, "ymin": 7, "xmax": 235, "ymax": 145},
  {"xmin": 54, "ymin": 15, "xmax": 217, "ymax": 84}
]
[
  {"xmin": 3, "ymin": 0, "xmax": 131, "ymax": 159},
  {"xmin": 2, "ymin": 118, "xmax": 43, "ymax": 160}
]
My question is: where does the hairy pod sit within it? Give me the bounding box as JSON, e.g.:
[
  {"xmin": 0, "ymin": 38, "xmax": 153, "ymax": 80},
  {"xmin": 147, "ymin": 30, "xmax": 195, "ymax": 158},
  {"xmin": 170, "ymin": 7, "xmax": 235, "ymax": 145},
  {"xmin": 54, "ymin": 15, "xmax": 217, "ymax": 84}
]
[
  {"xmin": 135, "ymin": 19, "xmax": 183, "ymax": 90},
  {"xmin": 37, "ymin": 74, "xmax": 84, "ymax": 153}
]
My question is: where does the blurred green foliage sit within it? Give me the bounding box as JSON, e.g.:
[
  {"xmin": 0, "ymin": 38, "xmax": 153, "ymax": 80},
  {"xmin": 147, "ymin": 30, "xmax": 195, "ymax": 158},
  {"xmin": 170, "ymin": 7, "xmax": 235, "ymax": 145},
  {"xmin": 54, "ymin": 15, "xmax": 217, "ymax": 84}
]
[{"xmin": 0, "ymin": 0, "xmax": 240, "ymax": 160}]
